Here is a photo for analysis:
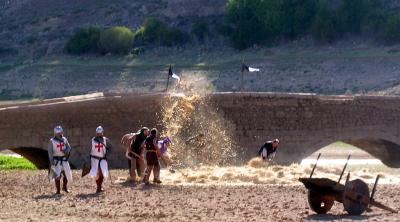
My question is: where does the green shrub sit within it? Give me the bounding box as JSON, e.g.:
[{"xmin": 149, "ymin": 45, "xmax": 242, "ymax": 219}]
[
  {"xmin": 65, "ymin": 26, "xmax": 101, "ymax": 54},
  {"xmin": 383, "ymin": 15, "xmax": 400, "ymax": 43},
  {"xmin": 100, "ymin": 26, "xmax": 135, "ymax": 53},
  {"xmin": 311, "ymin": 0, "xmax": 339, "ymax": 43},
  {"xmin": 191, "ymin": 20, "xmax": 209, "ymax": 42},
  {"xmin": 136, "ymin": 18, "xmax": 165, "ymax": 44},
  {"xmin": 136, "ymin": 18, "xmax": 187, "ymax": 46}
]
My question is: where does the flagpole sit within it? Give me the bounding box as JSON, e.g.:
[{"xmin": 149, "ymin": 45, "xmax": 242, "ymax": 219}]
[
  {"xmin": 166, "ymin": 65, "xmax": 171, "ymax": 92},
  {"xmin": 166, "ymin": 75, "xmax": 170, "ymax": 92},
  {"xmin": 241, "ymin": 60, "xmax": 244, "ymax": 92}
]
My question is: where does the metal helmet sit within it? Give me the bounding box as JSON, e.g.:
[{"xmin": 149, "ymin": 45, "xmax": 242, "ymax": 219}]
[
  {"xmin": 54, "ymin": 126, "xmax": 63, "ymax": 134},
  {"xmin": 96, "ymin": 126, "xmax": 104, "ymax": 133}
]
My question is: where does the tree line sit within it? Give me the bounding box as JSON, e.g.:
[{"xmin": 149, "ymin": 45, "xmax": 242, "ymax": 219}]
[
  {"xmin": 224, "ymin": 0, "xmax": 400, "ymax": 49},
  {"xmin": 65, "ymin": 0, "xmax": 400, "ymax": 54}
]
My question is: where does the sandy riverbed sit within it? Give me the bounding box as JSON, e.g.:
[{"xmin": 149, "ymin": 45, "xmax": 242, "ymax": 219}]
[{"xmin": 0, "ymin": 163, "xmax": 399, "ymax": 222}]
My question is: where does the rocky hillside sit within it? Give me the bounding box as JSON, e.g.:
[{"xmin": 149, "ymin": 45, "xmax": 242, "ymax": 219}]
[
  {"xmin": 2, "ymin": 0, "xmax": 400, "ymax": 100},
  {"xmin": 2, "ymin": 0, "xmax": 400, "ymax": 62},
  {"xmin": 0, "ymin": 0, "xmax": 226, "ymax": 61}
]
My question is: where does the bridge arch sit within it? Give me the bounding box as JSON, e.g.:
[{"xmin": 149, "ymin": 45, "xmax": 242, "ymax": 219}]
[
  {"xmin": 344, "ymin": 139, "xmax": 400, "ymax": 168},
  {"xmin": 5, "ymin": 147, "xmax": 77, "ymax": 169},
  {"xmin": 3, "ymin": 147, "xmax": 48, "ymax": 169},
  {"xmin": 299, "ymin": 139, "xmax": 400, "ymax": 168}
]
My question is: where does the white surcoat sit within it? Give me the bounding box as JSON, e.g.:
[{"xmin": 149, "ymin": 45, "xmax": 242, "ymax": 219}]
[
  {"xmin": 89, "ymin": 137, "xmax": 109, "ymax": 178},
  {"xmin": 50, "ymin": 137, "xmax": 72, "ymax": 181},
  {"xmin": 51, "ymin": 137, "xmax": 68, "ymax": 157},
  {"xmin": 90, "ymin": 137, "xmax": 107, "ymax": 158}
]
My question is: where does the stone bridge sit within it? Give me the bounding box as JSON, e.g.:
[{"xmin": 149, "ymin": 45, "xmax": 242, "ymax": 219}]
[{"xmin": 1, "ymin": 92, "xmax": 400, "ymax": 169}]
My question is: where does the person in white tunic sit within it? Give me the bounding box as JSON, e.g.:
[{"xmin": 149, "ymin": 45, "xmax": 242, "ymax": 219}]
[
  {"xmin": 89, "ymin": 126, "xmax": 113, "ymax": 193},
  {"xmin": 47, "ymin": 125, "xmax": 73, "ymax": 194}
]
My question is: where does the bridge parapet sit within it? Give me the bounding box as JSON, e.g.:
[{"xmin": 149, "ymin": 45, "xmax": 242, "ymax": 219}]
[{"xmin": 0, "ymin": 92, "xmax": 399, "ymax": 168}]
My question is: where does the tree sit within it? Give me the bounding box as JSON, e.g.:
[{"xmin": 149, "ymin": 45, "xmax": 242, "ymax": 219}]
[
  {"xmin": 383, "ymin": 15, "xmax": 400, "ymax": 43},
  {"xmin": 225, "ymin": 0, "xmax": 281, "ymax": 49},
  {"xmin": 99, "ymin": 26, "xmax": 134, "ymax": 54},
  {"xmin": 136, "ymin": 18, "xmax": 187, "ymax": 47},
  {"xmin": 280, "ymin": 0, "xmax": 317, "ymax": 38},
  {"xmin": 224, "ymin": 0, "xmax": 317, "ymax": 49},
  {"xmin": 311, "ymin": 0, "xmax": 339, "ymax": 43},
  {"xmin": 65, "ymin": 26, "xmax": 101, "ymax": 54},
  {"xmin": 337, "ymin": 0, "xmax": 386, "ymax": 35}
]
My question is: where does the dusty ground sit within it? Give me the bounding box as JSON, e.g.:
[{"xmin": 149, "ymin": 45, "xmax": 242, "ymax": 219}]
[{"xmin": 0, "ymin": 170, "xmax": 399, "ymax": 222}]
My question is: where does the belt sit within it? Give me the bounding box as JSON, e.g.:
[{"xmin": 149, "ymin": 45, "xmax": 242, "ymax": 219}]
[
  {"xmin": 129, "ymin": 152, "xmax": 141, "ymax": 158},
  {"xmin": 90, "ymin": 155, "xmax": 107, "ymax": 160},
  {"xmin": 54, "ymin": 156, "xmax": 68, "ymax": 165}
]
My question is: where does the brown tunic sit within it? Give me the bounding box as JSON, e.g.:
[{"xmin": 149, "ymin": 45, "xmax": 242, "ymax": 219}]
[{"xmin": 145, "ymin": 135, "xmax": 159, "ymax": 166}]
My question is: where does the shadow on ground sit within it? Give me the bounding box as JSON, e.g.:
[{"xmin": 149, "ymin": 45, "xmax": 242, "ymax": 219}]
[
  {"xmin": 33, "ymin": 194, "xmax": 63, "ymax": 201},
  {"xmin": 305, "ymin": 213, "xmax": 383, "ymax": 221}
]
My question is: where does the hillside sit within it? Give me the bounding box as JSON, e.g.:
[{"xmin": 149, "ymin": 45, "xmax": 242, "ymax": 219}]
[
  {"xmin": 0, "ymin": 0, "xmax": 226, "ymax": 61},
  {"xmin": 2, "ymin": 0, "xmax": 400, "ymax": 100}
]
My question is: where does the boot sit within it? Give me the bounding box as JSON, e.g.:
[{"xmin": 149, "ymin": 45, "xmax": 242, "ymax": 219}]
[
  {"xmin": 153, "ymin": 164, "xmax": 162, "ymax": 184},
  {"xmin": 62, "ymin": 177, "xmax": 70, "ymax": 193},
  {"xmin": 143, "ymin": 167, "xmax": 151, "ymax": 185},
  {"xmin": 96, "ymin": 176, "xmax": 104, "ymax": 193},
  {"xmin": 55, "ymin": 179, "xmax": 61, "ymax": 194},
  {"xmin": 153, "ymin": 179, "xmax": 162, "ymax": 184}
]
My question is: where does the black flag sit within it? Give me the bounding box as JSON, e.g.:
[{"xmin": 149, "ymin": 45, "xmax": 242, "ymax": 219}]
[
  {"xmin": 168, "ymin": 66, "xmax": 180, "ymax": 81},
  {"xmin": 242, "ymin": 64, "xmax": 260, "ymax": 72}
]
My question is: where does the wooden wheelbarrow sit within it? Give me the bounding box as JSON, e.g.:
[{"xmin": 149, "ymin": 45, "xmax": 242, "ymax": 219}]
[{"xmin": 299, "ymin": 154, "xmax": 398, "ymax": 215}]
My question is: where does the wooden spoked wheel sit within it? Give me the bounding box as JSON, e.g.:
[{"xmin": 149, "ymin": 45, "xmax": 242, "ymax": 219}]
[
  {"xmin": 308, "ymin": 190, "xmax": 335, "ymax": 214},
  {"xmin": 342, "ymin": 179, "xmax": 370, "ymax": 215}
]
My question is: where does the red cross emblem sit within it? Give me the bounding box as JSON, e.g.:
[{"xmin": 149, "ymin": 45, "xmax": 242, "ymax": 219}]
[
  {"xmin": 57, "ymin": 143, "xmax": 65, "ymax": 151},
  {"xmin": 95, "ymin": 143, "xmax": 104, "ymax": 152}
]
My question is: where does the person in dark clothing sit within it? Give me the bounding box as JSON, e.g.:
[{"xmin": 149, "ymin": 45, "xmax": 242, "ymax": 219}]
[
  {"xmin": 121, "ymin": 129, "xmax": 143, "ymax": 178},
  {"xmin": 143, "ymin": 128, "xmax": 161, "ymax": 185},
  {"xmin": 258, "ymin": 139, "xmax": 280, "ymax": 161},
  {"xmin": 124, "ymin": 127, "xmax": 149, "ymax": 185}
]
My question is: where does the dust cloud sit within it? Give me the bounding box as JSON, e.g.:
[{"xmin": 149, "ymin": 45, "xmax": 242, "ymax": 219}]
[{"xmin": 156, "ymin": 75, "xmax": 400, "ymax": 186}]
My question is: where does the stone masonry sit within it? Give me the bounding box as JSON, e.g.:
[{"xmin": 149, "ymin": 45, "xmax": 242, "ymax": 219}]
[{"xmin": 0, "ymin": 92, "xmax": 399, "ymax": 168}]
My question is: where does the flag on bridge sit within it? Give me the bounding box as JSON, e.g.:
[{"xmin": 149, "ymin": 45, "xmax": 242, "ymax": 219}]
[
  {"xmin": 166, "ymin": 65, "xmax": 181, "ymax": 91},
  {"xmin": 168, "ymin": 66, "xmax": 181, "ymax": 82},
  {"xmin": 240, "ymin": 62, "xmax": 260, "ymax": 91},
  {"xmin": 241, "ymin": 63, "xmax": 260, "ymax": 72}
]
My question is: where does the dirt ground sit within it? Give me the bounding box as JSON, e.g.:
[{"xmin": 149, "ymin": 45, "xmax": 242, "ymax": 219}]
[{"xmin": 0, "ymin": 170, "xmax": 399, "ymax": 222}]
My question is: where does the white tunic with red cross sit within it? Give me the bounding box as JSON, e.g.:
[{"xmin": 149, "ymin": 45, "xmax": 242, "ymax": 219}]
[
  {"xmin": 90, "ymin": 137, "xmax": 107, "ymax": 158},
  {"xmin": 50, "ymin": 137, "xmax": 73, "ymax": 182},
  {"xmin": 51, "ymin": 137, "xmax": 67, "ymax": 157},
  {"xmin": 89, "ymin": 137, "xmax": 109, "ymax": 178}
]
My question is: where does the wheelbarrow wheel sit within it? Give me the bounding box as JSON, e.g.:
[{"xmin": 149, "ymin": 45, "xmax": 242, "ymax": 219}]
[
  {"xmin": 342, "ymin": 179, "xmax": 369, "ymax": 215},
  {"xmin": 308, "ymin": 190, "xmax": 334, "ymax": 214}
]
